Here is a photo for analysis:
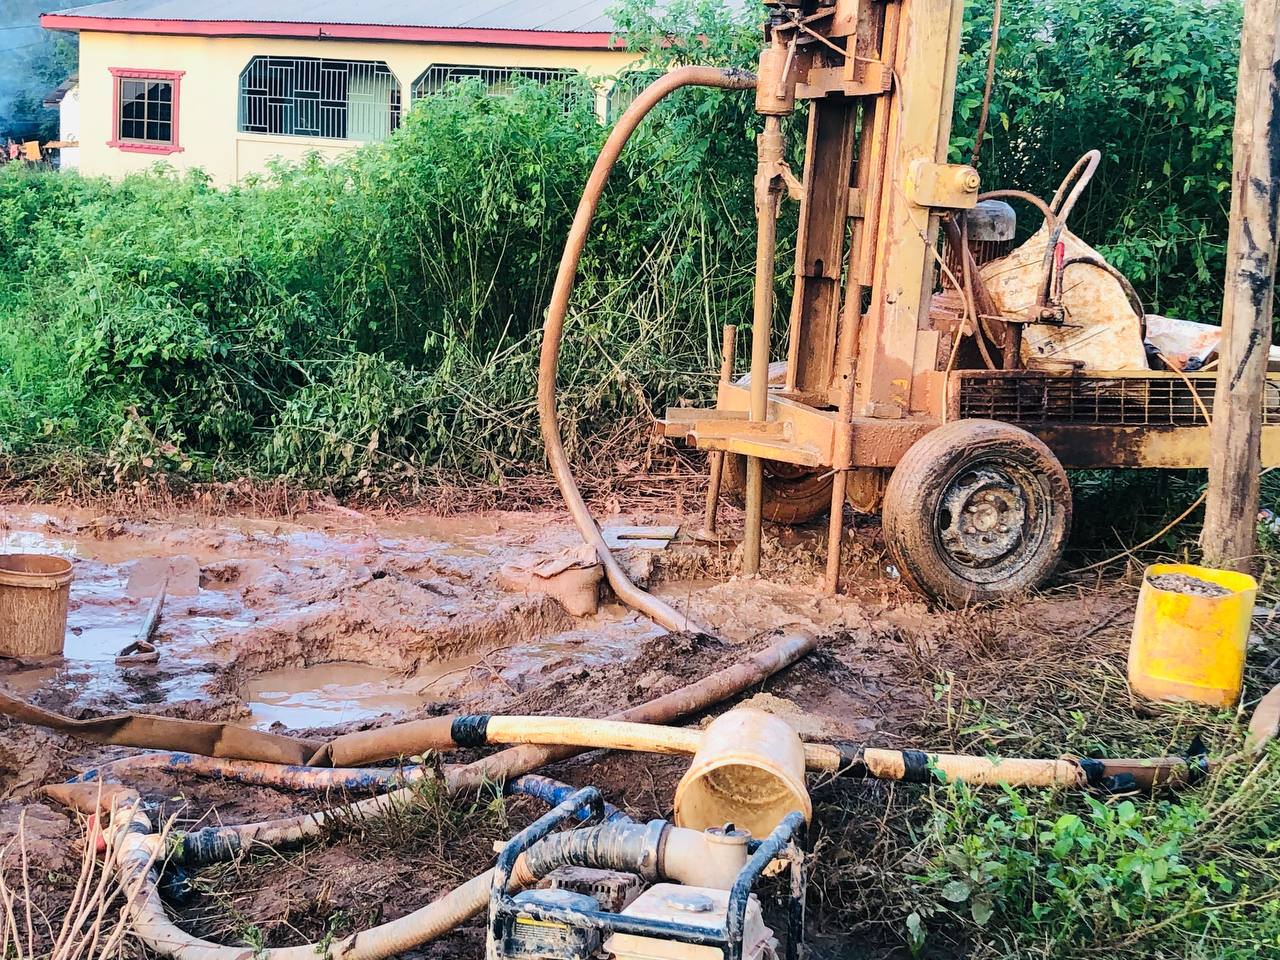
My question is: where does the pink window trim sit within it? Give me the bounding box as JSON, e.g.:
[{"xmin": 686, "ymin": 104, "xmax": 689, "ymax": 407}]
[{"xmin": 108, "ymin": 67, "xmax": 185, "ymax": 155}]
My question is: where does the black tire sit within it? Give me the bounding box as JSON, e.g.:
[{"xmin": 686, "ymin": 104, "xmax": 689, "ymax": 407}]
[
  {"xmin": 882, "ymin": 419, "xmax": 1071, "ymax": 605},
  {"xmin": 716, "ymin": 362, "xmax": 832, "ymax": 525},
  {"xmin": 721, "ymin": 454, "xmax": 834, "ymax": 525}
]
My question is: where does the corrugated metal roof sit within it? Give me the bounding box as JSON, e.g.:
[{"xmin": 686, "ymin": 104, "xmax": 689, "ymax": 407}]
[{"xmin": 44, "ymin": 0, "xmax": 622, "ymax": 33}]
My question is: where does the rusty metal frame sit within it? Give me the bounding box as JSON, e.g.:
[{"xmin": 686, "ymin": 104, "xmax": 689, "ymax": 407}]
[{"xmin": 658, "ymin": 0, "xmax": 1269, "ymax": 596}]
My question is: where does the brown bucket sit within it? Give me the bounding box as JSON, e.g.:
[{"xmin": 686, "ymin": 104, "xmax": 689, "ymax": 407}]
[{"xmin": 0, "ymin": 554, "xmax": 73, "ymax": 659}]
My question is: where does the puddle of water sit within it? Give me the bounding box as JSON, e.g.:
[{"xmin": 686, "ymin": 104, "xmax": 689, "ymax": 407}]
[
  {"xmin": 244, "ymin": 662, "xmax": 423, "ymax": 729},
  {"xmin": 242, "ymin": 656, "xmax": 491, "ymax": 730},
  {"xmin": 244, "ymin": 651, "xmax": 488, "ymax": 730},
  {"xmin": 63, "ymin": 625, "xmax": 137, "ymax": 662}
]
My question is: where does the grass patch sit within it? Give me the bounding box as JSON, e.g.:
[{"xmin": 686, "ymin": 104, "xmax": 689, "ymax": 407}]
[
  {"xmin": 177, "ymin": 777, "xmax": 520, "ymax": 948},
  {"xmin": 808, "ymin": 599, "xmax": 1280, "ymax": 959}
]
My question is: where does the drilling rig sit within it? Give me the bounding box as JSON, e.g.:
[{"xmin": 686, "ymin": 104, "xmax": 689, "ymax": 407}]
[{"xmin": 647, "ymin": 0, "xmax": 1280, "ymax": 605}]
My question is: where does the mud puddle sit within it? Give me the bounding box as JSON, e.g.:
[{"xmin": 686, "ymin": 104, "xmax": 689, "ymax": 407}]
[
  {"xmin": 3, "ymin": 506, "xmax": 779, "ymax": 736},
  {"xmin": 1, "ymin": 501, "xmax": 923, "ymax": 748},
  {"xmin": 243, "ymin": 662, "xmax": 430, "ymax": 729}
]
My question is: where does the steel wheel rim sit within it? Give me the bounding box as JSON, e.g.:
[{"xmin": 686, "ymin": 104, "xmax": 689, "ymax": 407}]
[{"xmin": 932, "ymin": 458, "xmax": 1052, "ymax": 585}]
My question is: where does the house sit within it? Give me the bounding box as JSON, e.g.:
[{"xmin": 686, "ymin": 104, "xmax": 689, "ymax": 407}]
[
  {"xmin": 42, "ymin": 72, "xmax": 80, "ymax": 169},
  {"xmin": 40, "ymin": 1, "xmax": 640, "ymax": 184}
]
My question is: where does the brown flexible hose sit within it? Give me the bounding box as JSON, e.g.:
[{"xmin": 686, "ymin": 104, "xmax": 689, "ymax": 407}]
[
  {"xmin": 537, "ymin": 66, "xmax": 757, "ymax": 635},
  {"xmin": 969, "ymin": 0, "xmax": 1002, "ymax": 169},
  {"xmin": 181, "ymin": 630, "xmax": 819, "ymax": 850}
]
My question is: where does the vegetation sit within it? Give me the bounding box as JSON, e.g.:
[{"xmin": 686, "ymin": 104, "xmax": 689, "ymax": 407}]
[
  {"xmin": 809, "ymin": 607, "xmax": 1280, "ymax": 959},
  {"xmin": 0, "ymin": 0, "xmax": 1256, "ymax": 499}
]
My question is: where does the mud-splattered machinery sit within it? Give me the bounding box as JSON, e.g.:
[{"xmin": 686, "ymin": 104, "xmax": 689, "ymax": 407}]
[{"xmin": 654, "ymin": 0, "xmax": 1280, "ymax": 604}]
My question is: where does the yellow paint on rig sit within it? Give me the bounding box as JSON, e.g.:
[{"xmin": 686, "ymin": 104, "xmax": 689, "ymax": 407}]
[{"xmin": 1128, "ymin": 563, "xmax": 1257, "ymax": 708}]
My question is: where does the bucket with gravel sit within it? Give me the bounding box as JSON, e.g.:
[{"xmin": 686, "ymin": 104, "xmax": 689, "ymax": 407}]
[{"xmin": 1129, "ymin": 563, "xmax": 1256, "ymax": 707}]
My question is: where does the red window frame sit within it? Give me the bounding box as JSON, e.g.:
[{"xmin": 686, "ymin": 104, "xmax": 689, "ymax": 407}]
[{"xmin": 108, "ymin": 67, "xmax": 185, "ymax": 155}]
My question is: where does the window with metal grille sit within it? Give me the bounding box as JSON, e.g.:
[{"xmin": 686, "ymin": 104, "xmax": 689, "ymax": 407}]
[
  {"xmin": 238, "ymin": 57, "xmax": 401, "ymax": 141},
  {"xmin": 411, "ymin": 64, "xmax": 588, "ymax": 111},
  {"xmin": 607, "ymin": 70, "xmax": 661, "ymax": 121}
]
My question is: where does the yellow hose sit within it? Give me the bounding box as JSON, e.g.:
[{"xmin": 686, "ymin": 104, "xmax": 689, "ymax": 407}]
[
  {"xmin": 470, "ymin": 717, "xmax": 1084, "ymax": 787},
  {"xmin": 537, "ymin": 66, "xmax": 757, "ymax": 634}
]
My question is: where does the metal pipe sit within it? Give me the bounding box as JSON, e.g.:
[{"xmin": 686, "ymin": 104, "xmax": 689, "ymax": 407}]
[
  {"xmin": 700, "ymin": 324, "xmax": 738, "ymax": 538},
  {"xmin": 744, "ymin": 115, "xmax": 786, "ymax": 576},
  {"xmin": 823, "ymin": 3, "xmax": 900, "ymax": 595},
  {"xmin": 537, "ymin": 66, "xmax": 756, "ymax": 634}
]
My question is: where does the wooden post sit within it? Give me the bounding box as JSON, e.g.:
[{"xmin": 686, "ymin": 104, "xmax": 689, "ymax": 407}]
[{"xmin": 1201, "ymin": 0, "xmax": 1280, "ymax": 571}]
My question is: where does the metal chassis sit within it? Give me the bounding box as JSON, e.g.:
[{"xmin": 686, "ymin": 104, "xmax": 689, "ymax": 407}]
[
  {"xmin": 659, "ymin": 370, "xmax": 1280, "ymax": 471},
  {"xmin": 658, "ymin": 1, "xmax": 1270, "ymax": 593},
  {"xmin": 488, "ymin": 787, "xmax": 808, "ymax": 960}
]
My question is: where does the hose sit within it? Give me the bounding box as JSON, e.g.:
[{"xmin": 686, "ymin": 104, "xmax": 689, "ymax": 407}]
[
  {"xmin": 116, "ymin": 802, "xmax": 499, "ymax": 960},
  {"xmin": 1049, "ymin": 149, "xmax": 1101, "ymax": 222},
  {"xmin": 66, "ymin": 754, "xmax": 629, "ymax": 821},
  {"xmin": 172, "ymin": 630, "xmax": 818, "ymax": 863},
  {"xmin": 1060, "ymin": 254, "xmax": 1146, "ymax": 326},
  {"xmin": 969, "ymin": 0, "xmax": 1002, "ymax": 169},
  {"xmin": 337, "ymin": 713, "xmax": 1086, "ymax": 788},
  {"xmin": 69, "ymin": 753, "xmax": 418, "ymax": 791},
  {"xmin": 67, "ymin": 787, "xmax": 707, "ymax": 960},
  {"xmin": 317, "ymin": 629, "xmax": 817, "ymax": 767},
  {"xmin": 505, "ymin": 774, "xmax": 631, "ymax": 823},
  {"xmin": 537, "ymin": 66, "xmax": 756, "ymax": 635}
]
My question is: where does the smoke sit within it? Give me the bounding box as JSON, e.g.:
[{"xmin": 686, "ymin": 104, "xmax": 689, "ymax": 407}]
[{"xmin": 1, "ymin": 0, "xmax": 75, "ymax": 140}]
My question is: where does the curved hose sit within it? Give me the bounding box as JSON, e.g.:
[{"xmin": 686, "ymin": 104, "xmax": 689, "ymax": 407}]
[
  {"xmin": 1038, "ymin": 149, "xmax": 1101, "ymax": 306},
  {"xmin": 78, "ymin": 789, "xmax": 680, "ymax": 960},
  {"xmin": 537, "ymin": 66, "xmax": 756, "ymax": 635},
  {"xmin": 976, "ymin": 188, "xmax": 1056, "ymax": 224},
  {"xmin": 505, "ymin": 774, "xmax": 631, "ymax": 823},
  {"xmin": 1049, "ymin": 149, "xmax": 1101, "ymax": 222},
  {"xmin": 117, "ymin": 804, "xmax": 498, "ymax": 960},
  {"xmin": 69, "ymin": 753, "xmax": 419, "ymax": 791},
  {"xmin": 1061, "ymin": 254, "xmax": 1146, "ymax": 326}
]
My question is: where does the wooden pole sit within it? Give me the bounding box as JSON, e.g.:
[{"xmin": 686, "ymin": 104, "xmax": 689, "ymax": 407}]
[{"xmin": 1201, "ymin": 0, "xmax": 1280, "ymax": 571}]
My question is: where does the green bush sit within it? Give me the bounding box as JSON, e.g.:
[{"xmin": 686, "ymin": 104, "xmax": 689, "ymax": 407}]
[{"xmin": 0, "ymin": 0, "xmax": 1258, "ymax": 490}]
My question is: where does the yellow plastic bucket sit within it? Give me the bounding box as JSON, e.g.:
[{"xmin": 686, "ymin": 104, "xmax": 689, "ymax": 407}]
[
  {"xmin": 1128, "ymin": 563, "xmax": 1256, "ymax": 708},
  {"xmin": 0, "ymin": 554, "xmax": 73, "ymax": 659},
  {"xmin": 674, "ymin": 708, "xmax": 811, "ymax": 839}
]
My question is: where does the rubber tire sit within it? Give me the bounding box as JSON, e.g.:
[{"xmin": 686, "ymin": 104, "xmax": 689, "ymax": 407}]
[
  {"xmin": 882, "ymin": 419, "xmax": 1071, "ymax": 606},
  {"xmin": 721, "ymin": 454, "xmax": 834, "ymax": 525}
]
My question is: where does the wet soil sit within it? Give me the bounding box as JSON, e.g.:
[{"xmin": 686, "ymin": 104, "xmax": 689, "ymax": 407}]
[{"xmin": 0, "ymin": 501, "xmax": 1144, "ymax": 955}]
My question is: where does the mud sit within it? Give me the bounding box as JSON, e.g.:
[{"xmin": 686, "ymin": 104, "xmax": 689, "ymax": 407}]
[{"xmin": 0, "ymin": 500, "xmax": 1163, "ymax": 955}]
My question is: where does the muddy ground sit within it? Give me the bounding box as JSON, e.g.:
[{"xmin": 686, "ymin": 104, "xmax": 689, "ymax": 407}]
[{"xmin": 0, "ymin": 501, "xmax": 1144, "ymax": 956}]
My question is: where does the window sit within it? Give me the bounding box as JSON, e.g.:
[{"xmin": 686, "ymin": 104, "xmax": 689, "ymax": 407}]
[
  {"xmin": 411, "ymin": 64, "xmax": 588, "ymax": 112},
  {"xmin": 238, "ymin": 57, "xmax": 401, "ymax": 142},
  {"xmin": 109, "ymin": 68, "xmax": 183, "ymax": 154},
  {"xmin": 606, "ymin": 70, "xmax": 661, "ymax": 122}
]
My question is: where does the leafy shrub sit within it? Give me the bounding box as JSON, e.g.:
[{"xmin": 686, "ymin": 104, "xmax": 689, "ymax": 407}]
[
  {"xmin": 907, "ymin": 747, "xmax": 1280, "ymax": 959},
  {"xmin": 0, "ymin": 0, "xmax": 1260, "ymax": 489}
]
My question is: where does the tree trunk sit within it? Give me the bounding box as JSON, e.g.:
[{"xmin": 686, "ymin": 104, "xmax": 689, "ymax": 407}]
[{"xmin": 1201, "ymin": 0, "xmax": 1280, "ymax": 571}]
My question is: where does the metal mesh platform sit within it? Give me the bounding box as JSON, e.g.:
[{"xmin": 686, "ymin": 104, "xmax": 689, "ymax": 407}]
[{"xmin": 955, "ymin": 372, "xmax": 1280, "ymax": 426}]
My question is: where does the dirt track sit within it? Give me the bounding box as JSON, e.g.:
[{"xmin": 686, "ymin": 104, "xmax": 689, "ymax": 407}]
[{"xmin": 0, "ymin": 502, "xmax": 1136, "ymax": 952}]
